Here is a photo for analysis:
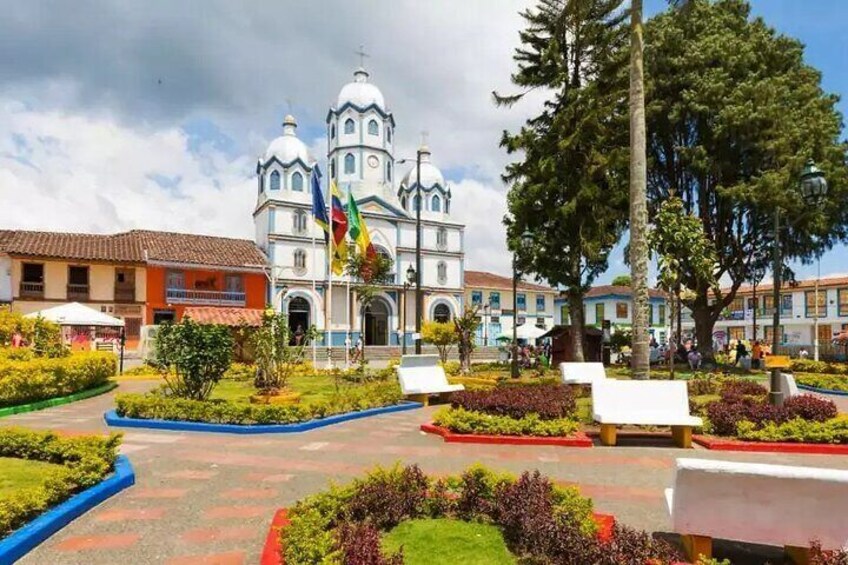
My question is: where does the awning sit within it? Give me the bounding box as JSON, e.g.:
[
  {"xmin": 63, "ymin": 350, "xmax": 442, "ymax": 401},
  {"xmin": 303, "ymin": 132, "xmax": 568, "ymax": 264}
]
[
  {"xmin": 498, "ymin": 323, "xmax": 549, "ymax": 341},
  {"xmin": 183, "ymin": 307, "xmax": 264, "ymax": 327},
  {"xmin": 25, "ymin": 302, "xmax": 125, "ymax": 327}
]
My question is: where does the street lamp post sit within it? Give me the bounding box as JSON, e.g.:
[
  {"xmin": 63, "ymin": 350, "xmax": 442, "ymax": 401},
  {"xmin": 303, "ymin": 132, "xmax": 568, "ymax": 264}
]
[
  {"xmin": 396, "ymin": 148, "xmax": 425, "ymax": 354},
  {"xmin": 402, "ymin": 265, "xmax": 416, "ymax": 356},
  {"xmin": 511, "ymin": 230, "xmax": 534, "ymax": 379},
  {"xmin": 483, "ymin": 302, "xmax": 490, "ymax": 346},
  {"xmin": 769, "ymin": 159, "xmax": 828, "ymax": 406}
]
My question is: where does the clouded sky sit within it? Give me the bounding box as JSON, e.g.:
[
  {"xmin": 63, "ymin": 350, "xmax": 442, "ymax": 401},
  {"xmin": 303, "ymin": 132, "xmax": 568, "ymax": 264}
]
[{"xmin": 1, "ymin": 0, "xmax": 846, "ymax": 284}]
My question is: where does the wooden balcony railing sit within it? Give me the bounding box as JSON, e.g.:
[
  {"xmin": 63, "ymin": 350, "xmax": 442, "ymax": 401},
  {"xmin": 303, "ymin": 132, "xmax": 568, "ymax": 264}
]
[
  {"xmin": 166, "ymin": 288, "xmax": 246, "ymax": 306},
  {"xmin": 19, "ymin": 282, "xmax": 44, "ymax": 298}
]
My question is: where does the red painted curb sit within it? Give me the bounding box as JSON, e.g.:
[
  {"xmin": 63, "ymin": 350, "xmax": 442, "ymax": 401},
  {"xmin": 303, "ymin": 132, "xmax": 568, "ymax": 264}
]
[
  {"xmin": 693, "ymin": 435, "xmax": 848, "ymax": 455},
  {"xmin": 420, "ymin": 423, "xmax": 593, "ymax": 447},
  {"xmin": 259, "ymin": 508, "xmax": 289, "ymax": 565}
]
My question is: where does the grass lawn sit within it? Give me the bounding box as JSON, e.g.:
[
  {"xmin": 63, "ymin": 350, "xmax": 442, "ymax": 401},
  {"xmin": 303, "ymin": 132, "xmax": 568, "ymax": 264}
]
[
  {"xmin": 0, "ymin": 457, "xmax": 63, "ymax": 499},
  {"xmin": 382, "ymin": 518, "xmax": 515, "ymax": 565},
  {"xmin": 210, "ymin": 372, "xmax": 342, "ymax": 404}
]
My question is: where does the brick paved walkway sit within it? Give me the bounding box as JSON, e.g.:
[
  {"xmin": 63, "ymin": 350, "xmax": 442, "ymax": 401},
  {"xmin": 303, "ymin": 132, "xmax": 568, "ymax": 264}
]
[{"xmin": 4, "ymin": 381, "xmax": 848, "ymax": 564}]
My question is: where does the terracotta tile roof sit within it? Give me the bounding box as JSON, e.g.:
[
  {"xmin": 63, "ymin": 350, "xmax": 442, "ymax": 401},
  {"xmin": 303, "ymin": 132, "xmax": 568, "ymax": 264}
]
[
  {"xmin": 584, "ymin": 285, "xmax": 667, "ymax": 299},
  {"xmin": 183, "ymin": 307, "xmax": 265, "ymax": 327},
  {"xmin": 0, "ymin": 229, "xmax": 268, "ymax": 270},
  {"xmin": 464, "ymin": 270, "xmax": 553, "ymax": 292},
  {"xmin": 734, "ymin": 275, "xmax": 848, "ymax": 295}
]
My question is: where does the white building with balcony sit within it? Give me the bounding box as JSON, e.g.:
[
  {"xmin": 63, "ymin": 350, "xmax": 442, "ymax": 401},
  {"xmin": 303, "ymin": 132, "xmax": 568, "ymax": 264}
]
[{"xmin": 253, "ymin": 66, "xmax": 465, "ymax": 347}]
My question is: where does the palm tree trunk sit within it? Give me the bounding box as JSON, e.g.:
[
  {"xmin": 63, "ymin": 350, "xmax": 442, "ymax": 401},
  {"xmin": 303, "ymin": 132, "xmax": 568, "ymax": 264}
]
[{"xmin": 629, "ymin": 0, "xmax": 650, "ymax": 379}]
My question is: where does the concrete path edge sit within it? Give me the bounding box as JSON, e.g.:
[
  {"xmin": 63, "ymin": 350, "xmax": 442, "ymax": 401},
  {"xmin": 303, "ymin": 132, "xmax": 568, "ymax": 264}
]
[
  {"xmin": 0, "ymin": 382, "xmax": 119, "ymax": 419},
  {"xmin": 0, "ymin": 455, "xmax": 135, "ymax": 564},
  {"xmin": 103, "ymin": 401, "xmax": 423, "ymax": 434},
  {"xmin": 797, "ymin": 383, "xmax": 848, "ymax": 397}
]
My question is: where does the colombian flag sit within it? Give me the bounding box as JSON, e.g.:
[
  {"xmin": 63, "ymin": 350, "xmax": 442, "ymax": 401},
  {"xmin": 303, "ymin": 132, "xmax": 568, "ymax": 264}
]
[
  {"xmin": 330, "ymin": 181, "xmax": 348, "ymax": 275},
  {"xmin": 311, "ymin": 167, "xmax": 329, "ymax": 243},
  {"xmin": 348, "ymin": 189, "xmax": 377, "ymax": 263}
]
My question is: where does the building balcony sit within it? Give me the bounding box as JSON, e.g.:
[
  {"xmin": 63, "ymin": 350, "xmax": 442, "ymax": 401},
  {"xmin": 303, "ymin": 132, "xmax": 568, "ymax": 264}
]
[
  {"xmin": 19, "ymin": 282, "xmax": 44, "ymax": 298},
  {"xmin": 166, "ymin": 287, "xmax": 246, "ymax": 306},
  {"xmin": 114, "ymin": 287, "xmax": 136, "ymax": 302},
  {"xmin": 67, "ymin": 284, "xmax": 89, "ymax": 301}
]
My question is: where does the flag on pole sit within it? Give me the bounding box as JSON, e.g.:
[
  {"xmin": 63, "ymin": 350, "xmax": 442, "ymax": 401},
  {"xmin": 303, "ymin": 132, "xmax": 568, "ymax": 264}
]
[
  {"xmin": 330, "ymin": 180, "xmax": 348, "ymax": 275},
  {"xmin": 311, "ymin": 167, "xmax": 329, "ymax": 243},
  {"xmin": 347, "ymin": 188, "xmax": 376, "ymax": 260}
]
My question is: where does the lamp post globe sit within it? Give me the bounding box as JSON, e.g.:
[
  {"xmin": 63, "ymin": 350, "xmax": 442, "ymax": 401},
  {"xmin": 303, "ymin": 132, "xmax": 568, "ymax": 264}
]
[
  {"xmin": 799, "ymin": 159, "xmax": 828, "ymax": 203},
  {"xmin": 406, "ymin": 265, "xmax": 417, "ymax": 285}
]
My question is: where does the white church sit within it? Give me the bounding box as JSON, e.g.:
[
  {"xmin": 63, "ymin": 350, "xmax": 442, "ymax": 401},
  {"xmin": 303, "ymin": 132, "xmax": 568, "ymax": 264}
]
[{"xmin": 253, "ymin": 66, "xmax": 466, "ymax": 347}]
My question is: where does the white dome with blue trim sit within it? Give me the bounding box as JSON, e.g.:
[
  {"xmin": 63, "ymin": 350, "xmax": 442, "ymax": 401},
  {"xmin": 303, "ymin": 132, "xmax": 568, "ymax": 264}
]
[
  {"xmin": 400, "ymin": 146, "xmax": 445, "ymax": 188},
  {"xmin": 337, "ymin": 68, "xmax": 385, "ymax": 110},
  {"xmin": 264, "ymin": 115, "xmax": 310, "ymax": 164}
]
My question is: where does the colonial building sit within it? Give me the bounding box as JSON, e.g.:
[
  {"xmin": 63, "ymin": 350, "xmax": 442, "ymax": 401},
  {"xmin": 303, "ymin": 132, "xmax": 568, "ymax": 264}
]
[
  {"xmin": 680, "ymin": 275, "xmax": 848, "ymax": 349},
  {"xmin": 0, "ymin": 230, "xmax": 268, "ymax": 348},
  {"xmin": 464, "ymin": 271, "xmax": 557, "ymax": 346},
  {"xmin": 554, "ymin": 285, "xmax": 671, "ymax": 344},
  {"xmin": 254, "ymin": 66, "xmax": 465, "ymax": 347}
]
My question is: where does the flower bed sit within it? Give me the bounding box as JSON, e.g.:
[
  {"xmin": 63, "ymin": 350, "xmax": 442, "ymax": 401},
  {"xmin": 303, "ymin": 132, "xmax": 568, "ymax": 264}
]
[
  {"xmin": 0, "ymin": 428, "xmax": 131, "ymax": 563},
  {"xmin": 796, "ymin": 373, "xmax": 848, "ymax": 394},
  {"xmin": 274, "ymin": 465, "xmax": 682, "ymax": 565},
  {"xmin": 109, "ymin": 381, "xmax": 420, "ymax": 433},
  {"xmin": 0, "ymin": 351, "xmax": 116, "ymax": 409}
]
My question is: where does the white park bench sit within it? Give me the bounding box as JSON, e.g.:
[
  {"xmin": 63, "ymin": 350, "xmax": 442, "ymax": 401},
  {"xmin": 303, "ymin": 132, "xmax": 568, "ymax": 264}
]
[
  {"xmin": 666, "ymin": 458, "xmax": 848, "ymax": 563},
  {"xmin": 780, "ymin": 372, "xmax": 800, "ymax": 399},
  {"xmin": 592, "ymin": 380, "xmax": 702, "ymax": 448},
  {"xmin": 559, "ymin": 362, "xmax": 607, "ymax": 386},
  {"xmin": 396, "ymin": 354, "xmax": 464, "ymax": 406}
]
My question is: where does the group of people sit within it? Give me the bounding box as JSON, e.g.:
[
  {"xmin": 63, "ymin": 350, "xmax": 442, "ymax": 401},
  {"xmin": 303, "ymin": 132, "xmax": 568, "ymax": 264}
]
[
  {"xmin": 514, "ymin": 341, "xmax": 552, "ymax": 369},
  {"xmin": 730, "ymin": 339, "xmax": 771, "ymax": 369}
]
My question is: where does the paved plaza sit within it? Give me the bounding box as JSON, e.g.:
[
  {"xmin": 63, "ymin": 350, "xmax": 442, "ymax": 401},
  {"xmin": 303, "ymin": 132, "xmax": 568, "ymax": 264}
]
[{"xmin": 3, "ymin": 381, "xmax": 848, "ymax": 564}]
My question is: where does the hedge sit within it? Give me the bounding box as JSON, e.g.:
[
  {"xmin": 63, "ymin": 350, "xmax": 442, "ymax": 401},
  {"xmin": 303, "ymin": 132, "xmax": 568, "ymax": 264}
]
[
  {"xmin": 0, "ymin": 352, "xmax": 116, "ymax": 408},
  {"xmin": 0, "ymin": 427, "xmax": 122, "ymax": 537},
  {"xmin": 736, "ymin": 416, "xmax": 848, "ymax": 444},
  {"xmin": 790, "ymin": 359, "xmax": 848, "ymax": 376},
  {"xmin": 796, "ymin": 373, "xmax": 848, "ymax": 392},
  {"xmin": 433, "ymin": 406, "xmax": 581, "ymax": 437},
  {"xmin": 114, "ymin": 381, "xmax": 403, "ymax": 425}
]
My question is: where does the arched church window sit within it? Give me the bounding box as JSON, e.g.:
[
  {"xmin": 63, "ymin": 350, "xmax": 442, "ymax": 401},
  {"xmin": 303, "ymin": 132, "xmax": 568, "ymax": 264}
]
[
  {"xmin": 344, "ymin": 153, "xmax": 355, "ymax": 174},
  {"xmin": 413, "ymin": 195, "xmax": 421, "ymax": 211},
  {"xmin": 386, "ymin": 161, "xmax": 392, "ymax": 182},
  {"xmin": 344, "ymin": 118, "xmax": 355, "ymax": 134},
  {"xmin": 445, "ymin": 198, "xmax": 450, "ymax": 214},
  {"xmin": 330, "ymin": 124, "xmax": 336, "ymax": 139},
  {"xmin": 293, "ymin": 249, "xmax": 307, "ymax": 274},
  {"xmin": 400, "ymin": 195, "xmax": 407, "ymax": 210},
  {"xmin": 431, "ymin": 194, "xmax": 441, "ymax": 213},
  {"xmin": 368, "ymin": 119, "xmax": 379, "ymax": 135},
  {"xmin": 434, "ymin": 302, "xmax": 450, "ymax": 322},
  {"xmin": 291, "ymin": 172, "xmax": 304, "ymax": 192},
  {"xmin": 386, "ymin": 127, "xmax": 392, "ymax": 143},
  {"xmin": 293, "ymin": 209, "xmax": 308, "ymax": 235},
  {"xmin": 329, "ymin": 159, "xmax": 335, "ymax": 179},
  {"xmin": 269, "ymin": 170, "xmax": 280, "ymax": 191},
  {"xmin": 436, "ymin": 227, "xmax": 448, "ymax": 251},
  {"xmin": 437, "ymin": 262, "xmax": 448, "ymax": 285}
]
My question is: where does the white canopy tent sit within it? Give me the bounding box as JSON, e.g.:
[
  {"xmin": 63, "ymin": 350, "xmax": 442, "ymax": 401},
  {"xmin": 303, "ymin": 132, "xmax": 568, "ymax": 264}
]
[
  {"xmin": 25, "ymin": 302, "xmax": 125, "ymax": 327},
  {"xmin": 498, "ymin": 323, "xmax": 548, "ymax": 342}
]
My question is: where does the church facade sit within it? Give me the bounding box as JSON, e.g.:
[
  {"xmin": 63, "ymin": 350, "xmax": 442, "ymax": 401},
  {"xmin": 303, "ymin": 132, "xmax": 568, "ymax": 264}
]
[{"xmin": 253, "ymin": 67, "xmax": 466, "ymax": 347}]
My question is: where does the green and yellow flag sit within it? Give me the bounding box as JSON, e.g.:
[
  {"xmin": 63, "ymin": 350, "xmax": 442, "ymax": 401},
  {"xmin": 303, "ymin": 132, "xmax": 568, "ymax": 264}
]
[{"xmin": 347, "ymin": 188, "xmax": 377, "ymax": 261}]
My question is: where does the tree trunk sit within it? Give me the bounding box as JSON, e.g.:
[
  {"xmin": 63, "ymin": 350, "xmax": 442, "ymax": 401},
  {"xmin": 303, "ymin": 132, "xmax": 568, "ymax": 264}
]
[
  {"xmin": 629, "ymin": 0, "xmax": 650, "ymax": 379},
  {"xmin": 691, "ymin": 304, "xmax": 716, "ymax": 362},
  {"xmin": 568, "ymin": 290, "xmax": 586, "ymax": 362}
]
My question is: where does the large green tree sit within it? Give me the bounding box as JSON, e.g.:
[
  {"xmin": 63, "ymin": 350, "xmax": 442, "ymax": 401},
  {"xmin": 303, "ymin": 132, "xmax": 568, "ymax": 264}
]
[
  {"xmin": 496, "ymin": 0, "xmax": 630, "ymax": 361},
  {"xmin": 644, "ymin": 0, "xmax": 848, "ymax": 359}
]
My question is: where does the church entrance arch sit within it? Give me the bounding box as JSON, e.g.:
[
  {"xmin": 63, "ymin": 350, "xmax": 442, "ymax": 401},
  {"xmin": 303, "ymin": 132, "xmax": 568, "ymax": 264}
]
[
  {"xmin": 287, "ymin": 296, "xmax": 311, "ymax": 345},
  {"xmin": 364, "ymin": 297, "xmax": 390, "ymax": 346}
]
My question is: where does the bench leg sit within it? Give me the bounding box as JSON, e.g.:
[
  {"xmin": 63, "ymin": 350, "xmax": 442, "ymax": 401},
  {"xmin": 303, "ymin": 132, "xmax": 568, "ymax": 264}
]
[
  {"xmin": 785, "ymin": 545, "xmax": 811, "ymax": 565},
  {"xmin": 408, "ymin": 394, "xmax": 429, "ymax": 406},
  {"xmin": 680, "ymin": 534, "xmax": 712, "ymax": 562},
  {"xmin": 599, "ymin": 424, "xmax": 617, "ymax": 446},
  {"xmin": 671, "ymin": 426, "xmax": 692, "ymax": 448}
]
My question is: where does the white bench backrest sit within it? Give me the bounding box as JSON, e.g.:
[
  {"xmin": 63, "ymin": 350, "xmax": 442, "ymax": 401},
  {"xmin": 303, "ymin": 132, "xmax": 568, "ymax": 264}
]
[
  {"xmin": 593, "ymin": 380, "xmax": 690, "ymax": 417},
  {"xmin": 780, "ymin": 372, "xmax": 800, "ymax": 398},
  {"xmin": 669, "ymin": 458, "xmax": 848, "ymax": 549},
  {"xmin": 397, "ymin": 354, "xmax": 450, "ymax": 395},
  {"xmin": 560, "ymin": 362, "xmax": 606, "ymax": 384}
]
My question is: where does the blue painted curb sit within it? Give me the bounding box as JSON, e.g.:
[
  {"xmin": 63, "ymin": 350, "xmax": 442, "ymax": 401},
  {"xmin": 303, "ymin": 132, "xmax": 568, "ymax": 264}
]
[
  {"xmin": 0, "ymin": 455, "xmax": 135, "ymax": 564},
  {"xmin": 798, "ymin": 383, "xmax": 848, "ymax": 397},
  {"xmin": 104, "ymin": 401, "xmax": 423, "ymax": 434}
]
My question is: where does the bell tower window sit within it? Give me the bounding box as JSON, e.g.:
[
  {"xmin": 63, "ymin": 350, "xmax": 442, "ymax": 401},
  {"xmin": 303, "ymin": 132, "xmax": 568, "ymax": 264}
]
[
  {"xmin": 330, "ymin": 124, "xmax": 336, "ymax": 139},
  {"xmin": 292, "ymin": 172, "xmax": 304, "ymax": 192},
  {"xmin": 368, "ymin": 119, "xmax": 378, "ymax": 135},
  {"xmin": 386, "ymin": 127, "xmax": 392, "ymax": 142},
  {"xmin": 432, "ymin": 194, "xmax": 441, "ymax": 212},
  {"xmin": 269, "ymin": 171, "xmax": 280, "ymax": 191},
  {"xmin": 344, "ymin": 118, "xmax": 355, "ymax": 134},
  {"xmin": 386, "ymin": 161, "xmax": 392, "ymax": 182},
  {"xmin": 344, "ymin": 153, "xmax": 355, "ymax": 174}
]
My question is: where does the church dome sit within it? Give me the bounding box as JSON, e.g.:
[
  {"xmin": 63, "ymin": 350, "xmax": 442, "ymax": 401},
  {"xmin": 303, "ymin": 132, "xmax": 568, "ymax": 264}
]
[
  {"xmin": 337, "ymin": 68, "xmax": 385, "ymax": 109},
  {"xmin": 401, "ymin": 146, "xmax": 445, "ymax": 188},
  {"xmin": 264, "ymin": 115, "xmax": 310, "ymax": 164}
]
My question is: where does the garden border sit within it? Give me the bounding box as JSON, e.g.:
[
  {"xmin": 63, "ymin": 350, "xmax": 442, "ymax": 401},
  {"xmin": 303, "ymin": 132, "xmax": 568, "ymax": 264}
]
[
  {"xmin": 797, "ymin": 383, "xmax": 848, "ymax": 397},
  {"xmin": 0, "ymin": 455, "xmax": 135, "ymax": 564},
  {"xmin": 0, "ymin": 381, "xmax": 118, "ymax": 418},
  {"xmin": 420, "ymin": 422, "xmax": 594, "ymax": 447},
  {"xmin": 104, "ymin": 401, "xmax": 422, "ymax": 434},
  {"xmin": 692, "ymin": 435, "xmax": 848, "ymax": 455}
]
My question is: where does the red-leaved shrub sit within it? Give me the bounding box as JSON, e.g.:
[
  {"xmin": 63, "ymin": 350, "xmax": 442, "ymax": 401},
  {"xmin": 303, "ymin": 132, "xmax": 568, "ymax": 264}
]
[
  {"xmin": 451, "ymin": 384, "xmax": 576, "ymax": 420},
  {"xmin": 784, "ymin": 395, "xmax": 839, "ymax": 422},
  {"xmin": 345, "ymin": 465, "xmax": 429, "ymax": 529},
  {"xmin": 338, "ymin": 521, "xmax": 403, "ymax": 565},
  {"xmin": 810, "ymin": 539, "xmax": 848, "ymax": 565},
  {"xmin": 707, "ymin": 392, "xmax": 838, "ymax": 437}
]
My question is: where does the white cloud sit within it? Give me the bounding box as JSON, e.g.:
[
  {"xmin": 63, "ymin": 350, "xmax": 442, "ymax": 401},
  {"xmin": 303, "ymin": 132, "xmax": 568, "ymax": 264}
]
[
  {"xmin": 449, "ymin": 178, "xmax": 510, "ymax": 274},
  {"xmin": 0, "ymin": 100, "xmax": 255, "ymax": 238}
]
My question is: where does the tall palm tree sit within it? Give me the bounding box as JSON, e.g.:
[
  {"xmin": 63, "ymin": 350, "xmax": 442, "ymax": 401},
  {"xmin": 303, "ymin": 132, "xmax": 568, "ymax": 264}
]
[{"xmin": 629, "ymin": 0, "xmax": 650, "ymax": 379}]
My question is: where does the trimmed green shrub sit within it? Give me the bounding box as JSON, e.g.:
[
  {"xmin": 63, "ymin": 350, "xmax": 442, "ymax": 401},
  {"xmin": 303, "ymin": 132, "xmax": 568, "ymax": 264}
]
[
  {"xmin": 796, "ymin": 373, "xmax": 848, "ymax": 392},
  {"xmin": 736, "ymin": 416, "xmax": 848, "ymax": 444},
  {"xmin": 0, "ymin": 352, "xmax": 116, "ymax": 408},
  {"xmin": 433, "ymin": 406, "xmax": 580, "ymax": 437},
  {"xmin": 790, "ymin": 359, "xmax": 848, "ymax": 375},
  {"xmin": 154, "ymin": 319, "xmax": 233, "ymax": 400},
  {"xmin": 114, "ymin": 381, "xmax": 403, "ymax": 425},
  {"xmin": 0, "ymin": 427, "xmax": 121, "ymax": 536}
]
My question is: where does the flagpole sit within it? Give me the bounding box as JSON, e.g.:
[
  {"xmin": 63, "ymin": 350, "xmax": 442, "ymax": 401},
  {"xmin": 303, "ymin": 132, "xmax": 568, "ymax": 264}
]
[
  {"xmin": 326, "ymin": 181, "xmax": 333, "ymax": 369},
  {"xmin": 311, "ymin": 208, "xmax": 317, "ymax": 367}
]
